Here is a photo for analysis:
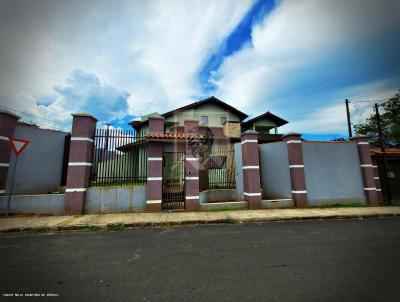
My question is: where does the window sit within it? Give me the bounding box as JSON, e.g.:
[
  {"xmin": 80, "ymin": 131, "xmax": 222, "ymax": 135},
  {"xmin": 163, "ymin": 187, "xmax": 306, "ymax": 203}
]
[
  {"xmin": 200, "ymin": 116, "xmax": 208, "ymax": 125},
  {"xmin": 220, "ymin": 116, "xmax": 227, "ymax": 125}
]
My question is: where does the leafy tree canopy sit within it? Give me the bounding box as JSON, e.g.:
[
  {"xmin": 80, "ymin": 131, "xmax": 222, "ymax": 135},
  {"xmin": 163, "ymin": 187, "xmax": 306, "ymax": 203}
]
[{"xmin": 354, "ymin": 90, "xmax": 400, "ymax": 146}]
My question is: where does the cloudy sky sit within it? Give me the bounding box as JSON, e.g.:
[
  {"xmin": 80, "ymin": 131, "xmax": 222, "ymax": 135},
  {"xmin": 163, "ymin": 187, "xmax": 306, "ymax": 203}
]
[{"xmin": 0, "ymin": 0, "xmax": 399, "ymax": 138}]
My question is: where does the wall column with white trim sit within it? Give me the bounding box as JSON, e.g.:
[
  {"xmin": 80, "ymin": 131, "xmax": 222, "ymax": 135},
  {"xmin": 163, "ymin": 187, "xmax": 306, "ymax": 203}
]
[
  {"xmin": 241, "ymin": 130, "xmax": 262, "ymax": 209},
  {"xmin": 146, "ymin": 116, "xmax": 165, "ymax": 212},
  {"xmin": 282, "ymin": 133, "xmax": 308, "ymax": 207},
  {"xmin": 350, "ymin": 135, "xmax": 379, "ymax": 205},
  {"xmin": 0, "ymin": 109, "xmax": 20, "ymax": 196},
  {"xmin": 64, "ymin": 113, "xmax": 97, "ymax": 215},
  {"xmin": 184, "ymin": 119, "xmax": 200, "ymax": 211},
  {"xmin": 372, "ymin": 158, "xmax": 383, "ymax": 202}
]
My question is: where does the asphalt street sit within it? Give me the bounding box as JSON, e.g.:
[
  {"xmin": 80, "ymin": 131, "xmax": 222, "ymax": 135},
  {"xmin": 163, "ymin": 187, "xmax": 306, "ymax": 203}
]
[{"xmin": 1, "ymin": 217, "xmax": 400, "ymax": 302}]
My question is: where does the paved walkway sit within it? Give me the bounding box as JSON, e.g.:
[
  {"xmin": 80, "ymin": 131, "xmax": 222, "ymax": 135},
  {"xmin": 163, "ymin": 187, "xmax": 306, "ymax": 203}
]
[{"xmin": 1, "ymin": 206, "xmax": 400, "ymax": 232}]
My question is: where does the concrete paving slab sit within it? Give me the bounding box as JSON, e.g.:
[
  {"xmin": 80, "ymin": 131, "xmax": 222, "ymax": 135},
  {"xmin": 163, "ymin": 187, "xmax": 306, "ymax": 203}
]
[{"xmin": 0, "ymin": 206, "xmax": 399, "ymax": 232}]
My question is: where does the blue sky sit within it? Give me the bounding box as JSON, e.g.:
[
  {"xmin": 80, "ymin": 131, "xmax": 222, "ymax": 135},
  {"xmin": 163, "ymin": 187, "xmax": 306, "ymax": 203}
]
[{"xmin": 0, "ymin": 0, "xmax": 399, "ymax": 140}]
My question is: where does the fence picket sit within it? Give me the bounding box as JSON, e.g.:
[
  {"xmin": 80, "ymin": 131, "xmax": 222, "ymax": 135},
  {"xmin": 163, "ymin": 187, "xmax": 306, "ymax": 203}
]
[{"xmin": 90, "ymin": 129, "xmax": 148, "ymax": 186}]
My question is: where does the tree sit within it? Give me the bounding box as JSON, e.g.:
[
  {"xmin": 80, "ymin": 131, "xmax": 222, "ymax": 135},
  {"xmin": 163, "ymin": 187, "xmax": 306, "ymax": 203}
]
[{"xmin": 354, "ymin": 90, "xmax": 400, "ymax": 146}]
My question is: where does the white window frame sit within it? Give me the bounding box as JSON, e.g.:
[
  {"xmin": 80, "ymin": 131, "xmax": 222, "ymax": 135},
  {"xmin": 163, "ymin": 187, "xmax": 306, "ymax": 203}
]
[
  {"xmin": 200, "ymin": 116, "xmax": 208, "ymax": 125},
  {"xmin": 220, "ymin": 116, "xmax": 227, "ymax": 125}
]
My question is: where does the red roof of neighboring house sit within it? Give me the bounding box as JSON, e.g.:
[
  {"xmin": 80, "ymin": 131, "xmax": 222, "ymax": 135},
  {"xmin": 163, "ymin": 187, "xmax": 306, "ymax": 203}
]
[{"xmin": 370, "ymin": 147, "xmax": 400, "ymax": 156}]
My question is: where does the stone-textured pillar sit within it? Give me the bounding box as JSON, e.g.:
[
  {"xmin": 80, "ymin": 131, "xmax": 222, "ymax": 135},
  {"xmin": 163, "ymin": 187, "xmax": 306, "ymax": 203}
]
[
  {"xmin": 241, "ymin": 130, "xmax": 262, "ymax": 209},
  {"xmin": 282, "ymin": 133, "xmax": 308, "ymax": 207},
  {"xmin": 146, "ymin": 116, "xmax": 164, "ymax": 212},
  {"xmin": 0, "ymin": 109, "xmax": 20, "ymax": 196},
  {"xmin": 64, "ymin": 113, "xmax": 97, "ymax": 215},
  {"xmin": 184, "ymin": 119, "xmax": 200, "ymax": 211},
  {"xmin": 372, "ymin": 158, "xmax": 383, "ymax": 203},
  {"xmin": 350, "ymin": 135, "xmax": 379, "ymax": 205}
]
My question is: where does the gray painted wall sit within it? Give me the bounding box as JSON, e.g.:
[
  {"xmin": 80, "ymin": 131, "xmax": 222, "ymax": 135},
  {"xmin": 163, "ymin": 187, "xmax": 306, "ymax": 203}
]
[
  {"xmin": 302, "ymin": 142, "xmax": 366, "ymax": 205},
  {"xmin": 0, "ymin": 194, "xmax": 64, "ymax": 215},
  {"xmin": 234, "ymin": 143, "xmax": 244, "ymax": 200},
  {"xmin": 86, "ymin": 186, "xmax": 147, "ymax": 213},
  {"xmin": 259, "ymin": 142, "xmax": 292, "ymax": 199},
  {"xmin": 6, "ymin": 125, "xmax": 67, "ymax": 195}
]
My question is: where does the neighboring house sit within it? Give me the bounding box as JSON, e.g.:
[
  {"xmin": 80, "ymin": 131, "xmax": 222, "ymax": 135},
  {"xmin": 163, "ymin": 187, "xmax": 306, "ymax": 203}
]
[{"xmin": 370, "ymin": 147, "xmax": 400, "ymax": 201}]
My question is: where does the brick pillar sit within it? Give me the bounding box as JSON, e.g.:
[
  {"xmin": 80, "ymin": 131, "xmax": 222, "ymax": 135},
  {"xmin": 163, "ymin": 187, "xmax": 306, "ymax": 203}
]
[
  {"xmin": 282, "ymin": 133, "xmax": 308, "ymax": 207},
  {"xmin": 0, "ymin": 109, "xmax": 20, "ymax": 196},
  {"xmin": 146, "ymin": 116, "xmax": 164, "ymax": 212},
  {"xmin": 372, "ymin": 158, "xmax": 383, "ymax": 203},
  {"xmin": 184, "ymin": 119, "xmax": 200, "ymax": 211},
  {"xmin": 64, "ymin": 113, "xmax": 97, "ymax": 215},
  {"xmin": 350, "ymin": 135, "xmax": 379, "ymax": 205},
  {"xmin": 241, "ymin": 130, "xmax": 261, "ymax": 209}
]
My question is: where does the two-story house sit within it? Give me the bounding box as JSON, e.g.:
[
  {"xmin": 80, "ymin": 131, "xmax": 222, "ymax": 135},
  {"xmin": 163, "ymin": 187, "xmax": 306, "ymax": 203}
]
[
  {"xmin": 129, "ymin": 96, "xmax": 288, "ymax": 142},
  {"xmin": 126, "ymin": 96, "xmax": 287, "ymax": 200},
  {"xmin": 95, "ymin": 96, "xmax": 288, "ymax": 210}
]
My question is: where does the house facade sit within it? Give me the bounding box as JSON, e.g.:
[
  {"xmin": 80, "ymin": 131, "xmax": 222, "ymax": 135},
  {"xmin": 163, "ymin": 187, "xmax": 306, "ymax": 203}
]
[{"xmin": 124, "ymin": 97, "xmax": 288, "ymax": 211}]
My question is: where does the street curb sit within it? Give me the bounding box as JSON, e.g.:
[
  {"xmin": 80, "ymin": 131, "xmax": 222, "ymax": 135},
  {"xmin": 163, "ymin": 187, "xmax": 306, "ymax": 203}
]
[{"xmin": 1, "ymin": 212, "xmax": 399, "ymax": 233}]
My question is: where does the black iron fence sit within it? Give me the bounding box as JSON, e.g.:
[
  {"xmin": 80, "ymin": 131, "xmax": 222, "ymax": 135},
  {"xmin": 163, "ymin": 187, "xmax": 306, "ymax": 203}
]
[
  {"xmin": 90, "ymin": 129, "xmax": 148, "ymax": 186},
  {"xmin": 199, "ymin": 144, "xmax": 236, "ymax": 191}
]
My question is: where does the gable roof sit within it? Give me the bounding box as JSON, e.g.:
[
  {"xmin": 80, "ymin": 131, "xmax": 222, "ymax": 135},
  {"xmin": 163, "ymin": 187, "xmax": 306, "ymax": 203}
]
[
  {"xmin": 129, "ymin": 96, "xmax": 248, "ymax": 129},
  {"xmin": 242, "ymin": 111, "xmax": 288, "ymax": 128},
  {"xmin": 162, "ymin": 96, "xmax": 248, "ymax": 120}
]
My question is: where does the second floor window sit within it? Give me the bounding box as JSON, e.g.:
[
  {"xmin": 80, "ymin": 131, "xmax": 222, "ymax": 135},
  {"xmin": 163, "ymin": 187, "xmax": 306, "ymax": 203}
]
[
  {"xmin": 220, "ymin": 116, "xmax": 227, "ymax": 125},
  {"xmin": 200, "ymin": 116, "xmax": 208, "ymax": 125}
]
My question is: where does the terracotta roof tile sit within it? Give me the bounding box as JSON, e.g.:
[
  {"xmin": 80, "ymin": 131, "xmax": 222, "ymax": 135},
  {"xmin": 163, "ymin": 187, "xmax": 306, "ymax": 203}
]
[{"xmin": 145, "ymin": 132, "xmax": 204, "ymax": 140}]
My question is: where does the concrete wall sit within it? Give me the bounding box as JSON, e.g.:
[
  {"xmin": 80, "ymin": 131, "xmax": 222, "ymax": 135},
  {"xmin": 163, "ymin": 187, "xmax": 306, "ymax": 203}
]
[
  {"xmin": 0, "ymin": 194, "xmax": 64, "ymax": 215},
  {"xmin": 302, "ymin": 142, "xmax": 366, "ymax": 205},
  {"xmin": 6, "ymin": 125, "xmax": 67, "ymax": 195},
  {"xmin": 234, "ymin": 143, "xmax": 244, "ymax": 200},
  {"xmin": 86, "ymin": 186, "xmax": 147, "ymax": 213},
  {"xmin": 199, "ymin": 189, "xmax": 237, "ymax": 203},
  {"xmin": 259, "ymin": 142, "xmax": 292, "ymax": 199}
]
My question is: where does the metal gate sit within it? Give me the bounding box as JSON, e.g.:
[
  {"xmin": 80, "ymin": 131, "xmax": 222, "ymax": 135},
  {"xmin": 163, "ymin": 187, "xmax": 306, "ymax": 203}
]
[
  {"xmin": 199, "ymin": 144, "xmax": 236, "ymax": 191},
  {"xmin": 162, "ymin": 152, "xmax": 185, "ymax": 211}
]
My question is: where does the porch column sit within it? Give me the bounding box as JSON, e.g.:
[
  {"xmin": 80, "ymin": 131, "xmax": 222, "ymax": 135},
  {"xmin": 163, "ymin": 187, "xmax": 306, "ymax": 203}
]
[
  {"xmin": 184, "ymin": 119, "xmax": 200, "ymax": 211},
  {"xmin": 146, "ymin": 116, "xmax": 164, "ymax": 212},
  {"xmin": 372, "ymin": 158, "xmax": 383, "ymax": 202},
  {"xmin": 241, "ymin": 130, "xmax": 262, "ymax": 209},
  {"xmin": 282, "ymin": 133, "xmax": 308, "ymax": 207},
  {"xmin": 0, "ymin": 109, "xmax": 20, "ymax": 196},
  {"xmin": 64, "ymin": 113, "xmax": 97, "ymax": 215},
  {"xmin": 350, "ymin": 135, "xmax": 379, "ymax": 205}
]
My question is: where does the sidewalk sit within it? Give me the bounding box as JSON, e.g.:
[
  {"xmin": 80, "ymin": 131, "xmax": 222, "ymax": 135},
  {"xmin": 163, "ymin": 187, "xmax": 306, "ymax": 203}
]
[{"xmin": 1, "ymin": 206, "xmax": 400, "ymax": 232}]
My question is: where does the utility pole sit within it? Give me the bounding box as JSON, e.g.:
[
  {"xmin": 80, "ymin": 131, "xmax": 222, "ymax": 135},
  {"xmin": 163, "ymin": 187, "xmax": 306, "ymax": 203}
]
[
  {"xmin": 104, "ymin": 122, "xmax": 111, "ymax": 151},
  {"xmin": 345, "ymin": 99, "xmax": 352, "ymax": 138},
  {"xmin": 375, "ymin": 103, "xmax": 392, "ymax": 204}
]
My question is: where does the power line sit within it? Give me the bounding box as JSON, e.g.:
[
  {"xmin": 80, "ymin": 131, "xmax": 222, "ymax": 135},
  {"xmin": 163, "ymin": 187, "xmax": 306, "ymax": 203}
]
[
  {"xmin": 0, "ymin": 104, "xmax": 71, "ymax": 128},
  {"xmin": 348, "ymin": 98, "xmax": 391, "ymax": 104}
]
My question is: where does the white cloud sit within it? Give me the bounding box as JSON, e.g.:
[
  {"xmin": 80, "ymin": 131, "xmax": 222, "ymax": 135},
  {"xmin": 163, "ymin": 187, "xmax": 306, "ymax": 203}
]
[
  {"xmin": 0, "ymin": 0, "xmax": 254, "ymax": 126},
  {"xmin": 212, "ymin": 0, "xmax": 400, "ymax": 132},
  {"xmin": 282, "ymin": 79, "xmax": 398, "ymax": 134},
  {"xmin": 1, "ymin": 0, "xmax": 399, "ymax": 134}
]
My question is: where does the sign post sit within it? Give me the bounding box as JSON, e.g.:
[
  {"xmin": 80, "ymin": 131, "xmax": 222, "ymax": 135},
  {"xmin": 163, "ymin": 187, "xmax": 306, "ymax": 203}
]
[{"xmin": 5, "ymin": 137, "xmax": 29, "ymax": 217}]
